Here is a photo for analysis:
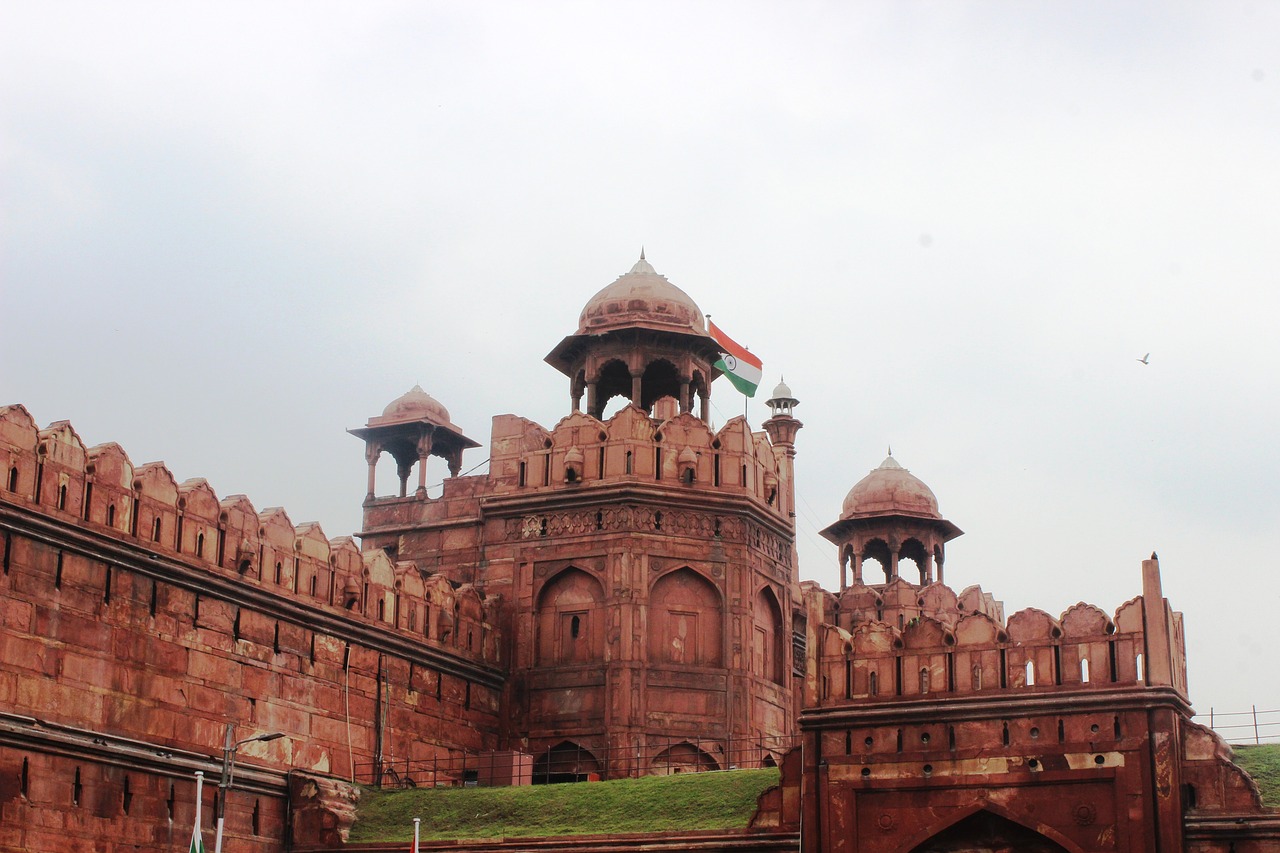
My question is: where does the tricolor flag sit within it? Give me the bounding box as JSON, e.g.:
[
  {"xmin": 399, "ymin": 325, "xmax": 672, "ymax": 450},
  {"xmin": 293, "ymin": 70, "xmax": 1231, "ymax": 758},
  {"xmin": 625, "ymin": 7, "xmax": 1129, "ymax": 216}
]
[
  {"xmin": 190, "ymin": 771, "xmax": 207, "ymax": 853},
  {"xmin": 709, "ymin": 320, "xmax": 762, "ymax": 398}
]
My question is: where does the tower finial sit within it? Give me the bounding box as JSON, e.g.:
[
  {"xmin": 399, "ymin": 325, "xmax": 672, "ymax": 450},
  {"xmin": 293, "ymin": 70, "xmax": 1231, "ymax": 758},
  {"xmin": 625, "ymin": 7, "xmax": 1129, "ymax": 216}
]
[
  {"xmin": 888, "ymin": 444, "xmax": 892, "ymax": 457},
  {"xmin": 640, "ymin": 246, "xmax": 646, "ymax": 261}
]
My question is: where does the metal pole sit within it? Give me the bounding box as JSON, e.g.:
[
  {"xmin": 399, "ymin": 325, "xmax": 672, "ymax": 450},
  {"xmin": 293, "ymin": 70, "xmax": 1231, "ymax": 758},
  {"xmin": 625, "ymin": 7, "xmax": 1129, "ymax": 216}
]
[
  {"xmin": 413, "ymin": 817, "xmax": 421, "ymax": 853},
  {"xmin": 215, "ymin": 723, "xmax": 233, "ymax": 853},
  {"xmin": 1254, "ymin": 705, "xmax": 1260, "ymax": 745}
]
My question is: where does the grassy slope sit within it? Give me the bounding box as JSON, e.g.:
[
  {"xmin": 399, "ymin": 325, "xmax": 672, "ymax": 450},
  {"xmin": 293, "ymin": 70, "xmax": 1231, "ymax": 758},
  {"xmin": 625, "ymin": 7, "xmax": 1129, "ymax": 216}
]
[
  {"xmin": 352, "ymin": 745, "xmax": 1280, "ymax": 843},
  {"xmin": 1232, "ymin": 744, "xmax": 1280, "ymax": 807},
  {"xmin": 349, "ymin": 768, "xmax": 780, "ymax": 843}
]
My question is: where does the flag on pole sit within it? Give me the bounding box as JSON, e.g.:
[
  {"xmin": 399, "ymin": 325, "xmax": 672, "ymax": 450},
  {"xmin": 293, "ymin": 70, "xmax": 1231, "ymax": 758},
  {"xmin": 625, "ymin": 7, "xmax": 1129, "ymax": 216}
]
[
  {"xmin": 709, "ymin": 320, "xmax": 762, "ymax": 398},
  {"xmin": 190, "ymin": 771, "xmax": 207, "ymax": 853}
]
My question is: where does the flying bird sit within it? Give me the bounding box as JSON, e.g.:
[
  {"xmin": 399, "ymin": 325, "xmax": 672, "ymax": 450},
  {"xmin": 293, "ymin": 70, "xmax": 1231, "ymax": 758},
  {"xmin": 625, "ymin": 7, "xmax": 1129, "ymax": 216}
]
[{"xmin": 1137, "ymin": 353, "xmax": 1150, "ymax": 365}]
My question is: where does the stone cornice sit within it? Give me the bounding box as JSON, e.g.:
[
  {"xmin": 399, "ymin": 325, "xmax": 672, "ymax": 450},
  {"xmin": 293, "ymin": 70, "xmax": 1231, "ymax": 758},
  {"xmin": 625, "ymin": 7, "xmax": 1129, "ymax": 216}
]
[
  {"xmin": 0, "ymin": 712, "xmax": 287, "ymax": 797},
  {"xmin": 801, "ymin": 685, "xmax": 1194, "ymax": 730}
]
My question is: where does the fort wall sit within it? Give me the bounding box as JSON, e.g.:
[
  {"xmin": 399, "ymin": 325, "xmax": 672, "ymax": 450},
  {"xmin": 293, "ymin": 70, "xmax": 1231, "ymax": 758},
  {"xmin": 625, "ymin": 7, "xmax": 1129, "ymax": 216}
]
[{"xmin": 0, "ymin": 404, "xmax": 506, "ymax": 852}]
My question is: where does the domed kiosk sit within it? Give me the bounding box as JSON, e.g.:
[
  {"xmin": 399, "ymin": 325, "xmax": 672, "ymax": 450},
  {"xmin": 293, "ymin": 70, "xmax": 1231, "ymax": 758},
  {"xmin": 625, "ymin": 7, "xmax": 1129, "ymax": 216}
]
[
  {"xmin": 545, "ymin": 252, "xmax": 726, "ymax": 421},
  {"xmin": 349, "ymin": 385, "xmax": 480, "ymax": 500},
  {"xmin": 820, "ymin": 454, "xmax": 962, "ymax": 588}
]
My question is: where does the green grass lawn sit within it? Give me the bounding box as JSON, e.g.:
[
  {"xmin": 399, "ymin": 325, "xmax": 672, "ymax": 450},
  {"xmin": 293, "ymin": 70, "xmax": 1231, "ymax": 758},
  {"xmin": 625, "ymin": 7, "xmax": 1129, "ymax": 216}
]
[
  {"xmin": 349, "ymin": 768, "xmax": 780, "ymax": 843},
  {"xmin": 1232, "ymin": 743, "xmax": 1280, "ymax": 807}
]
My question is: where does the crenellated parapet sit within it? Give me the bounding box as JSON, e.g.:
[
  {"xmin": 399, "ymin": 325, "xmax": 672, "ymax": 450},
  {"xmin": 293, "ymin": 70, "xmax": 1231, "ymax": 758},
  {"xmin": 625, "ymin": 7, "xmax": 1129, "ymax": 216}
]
[
  {"xmin": 487, "ymin": 405, "xmax": 790, "ymax": 519},
  {"xmin": 811, "ymin": 576, "xmax": 1184, "ymax": 706},
  {"xmin": 0, "ymin": 404, "xmax": 502, "ymax": 667}
]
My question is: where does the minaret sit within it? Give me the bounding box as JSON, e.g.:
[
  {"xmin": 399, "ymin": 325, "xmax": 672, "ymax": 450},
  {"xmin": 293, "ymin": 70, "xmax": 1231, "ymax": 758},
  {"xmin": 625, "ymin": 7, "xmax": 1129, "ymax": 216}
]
[{"xmin": 762, "ymin": 378, "xmax": 802, "ymax": 527}]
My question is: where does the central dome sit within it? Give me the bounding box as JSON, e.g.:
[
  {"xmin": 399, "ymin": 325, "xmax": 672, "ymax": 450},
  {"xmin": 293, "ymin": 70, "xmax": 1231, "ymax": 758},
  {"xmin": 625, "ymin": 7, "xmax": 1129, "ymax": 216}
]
[
  {"xmin": 578, "ymin": 253, "xmax": 705, "ymax": 335},
  {"xmin": 841, "ymin": 455, "xmax": 941, "ymax": 520}
]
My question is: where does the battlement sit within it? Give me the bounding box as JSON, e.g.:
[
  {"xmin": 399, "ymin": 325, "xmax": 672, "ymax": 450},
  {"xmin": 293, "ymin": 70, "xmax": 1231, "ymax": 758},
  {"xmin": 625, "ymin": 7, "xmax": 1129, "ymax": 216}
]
[
  {"xmin": 488, "ymin": 405, "xmax": 790, "ymax": 516},
  {"xmin": 0, "ymin": 404, "xmax": 501, "ymax": 667},
  {"xmin": 811, "ymin": 573, "xmax": 1188, "ymax": 706}
]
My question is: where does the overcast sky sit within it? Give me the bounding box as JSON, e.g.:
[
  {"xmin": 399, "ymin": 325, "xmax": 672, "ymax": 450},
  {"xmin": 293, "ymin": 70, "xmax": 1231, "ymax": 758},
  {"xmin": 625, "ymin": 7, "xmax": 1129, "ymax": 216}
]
[{"xmin": 3, "ymin": 2, "xmax": 1277, "ymax": 735}]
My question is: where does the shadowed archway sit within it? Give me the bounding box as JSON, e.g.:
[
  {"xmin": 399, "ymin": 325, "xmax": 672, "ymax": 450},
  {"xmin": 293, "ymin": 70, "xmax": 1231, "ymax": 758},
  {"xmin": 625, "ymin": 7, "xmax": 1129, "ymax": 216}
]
[{"xmin": 907, "ymin": 809, "xmax": 1074, "ymax": 853}]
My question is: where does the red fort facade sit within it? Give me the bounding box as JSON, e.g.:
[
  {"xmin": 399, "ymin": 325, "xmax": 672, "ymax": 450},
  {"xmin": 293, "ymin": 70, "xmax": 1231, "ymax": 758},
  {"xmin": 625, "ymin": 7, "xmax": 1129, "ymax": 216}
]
[{"xmin": 0, "ymin": 255, "xmax": 1275, "ymax": 852}]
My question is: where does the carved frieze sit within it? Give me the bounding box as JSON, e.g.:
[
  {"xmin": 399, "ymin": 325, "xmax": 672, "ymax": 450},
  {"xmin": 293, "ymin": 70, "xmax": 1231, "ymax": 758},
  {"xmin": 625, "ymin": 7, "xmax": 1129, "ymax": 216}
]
[{"xmin": 506, "ymin": 504, "xmax": 792, "ymax": 566}]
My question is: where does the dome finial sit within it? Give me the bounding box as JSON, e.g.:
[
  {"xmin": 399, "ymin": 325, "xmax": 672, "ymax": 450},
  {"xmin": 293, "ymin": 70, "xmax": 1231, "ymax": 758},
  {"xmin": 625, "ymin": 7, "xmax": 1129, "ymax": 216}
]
[
  {"xmin": 888, "ymin": 444, "xmax": 892, "ymax": 457},
  {"xmin": 640, "ymin": 246, "xmax": 646, "ymax": 261}
]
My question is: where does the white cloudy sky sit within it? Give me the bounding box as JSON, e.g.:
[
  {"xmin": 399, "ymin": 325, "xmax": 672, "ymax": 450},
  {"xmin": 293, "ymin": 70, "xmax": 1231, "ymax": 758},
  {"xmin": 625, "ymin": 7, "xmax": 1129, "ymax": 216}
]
[{"xmin": 3, "ymin": 2, "xmax": 1278, "ymax": 734}]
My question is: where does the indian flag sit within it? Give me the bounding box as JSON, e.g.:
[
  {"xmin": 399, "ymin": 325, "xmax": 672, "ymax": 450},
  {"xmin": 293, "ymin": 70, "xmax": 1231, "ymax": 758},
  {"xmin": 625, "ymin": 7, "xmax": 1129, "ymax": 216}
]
[{"xmin": 709, "ymin": 320, "xmax": 763, "ymax": 398}]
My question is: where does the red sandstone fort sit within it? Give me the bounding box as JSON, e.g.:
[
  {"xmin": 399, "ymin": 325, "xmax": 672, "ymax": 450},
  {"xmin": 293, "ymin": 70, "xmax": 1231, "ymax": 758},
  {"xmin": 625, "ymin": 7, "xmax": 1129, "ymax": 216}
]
[{"xmin": 0, "ymin": 256, "xmax": 1276, "ymax": 852}]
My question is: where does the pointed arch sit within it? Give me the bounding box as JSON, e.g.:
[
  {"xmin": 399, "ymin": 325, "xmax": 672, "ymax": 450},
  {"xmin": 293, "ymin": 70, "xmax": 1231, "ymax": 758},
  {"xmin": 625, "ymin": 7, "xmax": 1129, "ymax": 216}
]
[
  {"xmin": 640, "ymin": 358, "xmax": 681, "ymax": 411},
  {"xmin": 592, "ymin": 359, "xmax": 633, "ymax": 419},
  {"xmin": 649, "ymin": 568, "xmax": 722, "ymax": 666},
  {"xmin": 537, "ymin": 568, "xmax": 604, "ymax": 665},
  {"xmin": 861, "ymin": 538, "xmax": 892, "ymax": 582},
  {"xmin": 532, "ymin": 741, "xmax": 602, "ymax": 784},
  {"xmin": 753, "ymin": 585, "xmax": 786, "ymax": 684},
  {"xmin": 651, "ymin": 742, "xmax": 720, "ymax": 775},
  {"xmin": 901, "ymin": 803, "xmax": 1085, "ymax": 853}
]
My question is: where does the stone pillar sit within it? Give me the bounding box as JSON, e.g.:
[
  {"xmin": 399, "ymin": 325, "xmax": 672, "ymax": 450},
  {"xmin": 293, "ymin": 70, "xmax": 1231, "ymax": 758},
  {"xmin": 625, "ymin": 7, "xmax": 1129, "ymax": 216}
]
[
  {"xmin": 889, "ymin": 551, "xmax": 899, "ymax": 581},
  {"xmin": 839, "ymin": 554, "xmax": 847, "ymax": 591},
  {"xmin": 699, "ymin": 390, "xmax": 710, "ymax": 424},
  {"xmin": 631, "ymin": 373, "xmax": 643, "ymax": 408},
  {"xmin": 586, "ymin": 382, "xmax": 598, "ymax": 418},
  {"xmin": 853, "ymin": 553, "xmax": 862, "ymax": 583},
  {"xmin": 364, "ymin": 442, "xmax": 381, "ymax": 500},
  {"xmin": 396, "ymin": 458, "xmax": 412, "ymax": 498},
  {"xmin": 415, "ymin": 429, "xmax": 434, "ymax": 497},
  {"xmin": 679, "ymin": 379, "xmax": 691, "ymax": 414}
]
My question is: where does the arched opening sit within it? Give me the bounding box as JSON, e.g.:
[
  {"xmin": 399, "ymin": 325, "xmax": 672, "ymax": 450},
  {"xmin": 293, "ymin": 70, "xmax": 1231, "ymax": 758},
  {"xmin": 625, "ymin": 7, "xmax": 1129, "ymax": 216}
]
[
  {"xmin": 6, "ymin": 466, "xmax": 17, "ymax": 492},
  {"xmin": 533, "ymin": 741, "xmax": 601, "ymax": 785},
  {"xmin": 900, "ymin": 538, "xmax": 928, "ymax": 584},
  {"xmin": 593, "ymin": 360, "xmax": 633, "ymax": 419},
  {"xmin": 649, "ymin": 568, "xmax": 722, "ymax": 666},
  {"xmin": 752, "ymin": 586, "xmax": 786, "ymax": 685},
  {"xmin": 907, "ymin": 809, "xmax": 1072, "ymax": 853},
  {"xmin": 651, "ymin": 742, "xmax": 719, "ymax": 776},
  {"xmin": 536, "ymin": 569, "xmax": 605, "ymax": 665},
  {"xmin": 640, "ymin": 360, "xmax": 680, "ymax": 412},
  {"xmin": 861, "ymin": 539, "xmax": 892, "ymax": 583}
]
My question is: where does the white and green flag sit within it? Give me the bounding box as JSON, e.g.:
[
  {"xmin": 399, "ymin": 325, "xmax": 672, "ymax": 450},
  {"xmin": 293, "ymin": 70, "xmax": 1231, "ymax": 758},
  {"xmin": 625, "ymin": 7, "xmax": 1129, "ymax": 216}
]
[{"xmin": 709, "ymin": 320, "xmax": 762, "ymax": 398}]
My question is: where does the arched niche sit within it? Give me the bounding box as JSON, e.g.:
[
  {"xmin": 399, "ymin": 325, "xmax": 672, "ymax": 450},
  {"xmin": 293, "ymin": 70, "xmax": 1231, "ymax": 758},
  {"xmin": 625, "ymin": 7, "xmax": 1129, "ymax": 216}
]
[
  {"xmin": 651, "ymin": 742, "xmax": 719, "ymax": 775},
  {"xmin": 649, "ymin": 568, "xmax": 722, "ymax": 666},
  {"xmin": 533, "ymin": 741, "xmax": 602, "ymax": 784},
  {"xmin": 536, "ymin": 568, "xmax": 604, "ymax": 665},
  {"xmin": 752, "ymin": 585, "xmax": 786, "ymax": 685}
]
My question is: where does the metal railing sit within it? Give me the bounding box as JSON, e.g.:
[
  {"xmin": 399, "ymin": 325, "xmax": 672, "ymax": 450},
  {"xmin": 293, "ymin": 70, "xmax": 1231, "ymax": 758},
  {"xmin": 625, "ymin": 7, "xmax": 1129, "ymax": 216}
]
[
  {"xmin": 1193, "ymin": 706, "xmax": 1280, "ymax": 745},
  {"xmin": 357, "ymin": 735, "xmax": 801, "ymax": 789}
]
